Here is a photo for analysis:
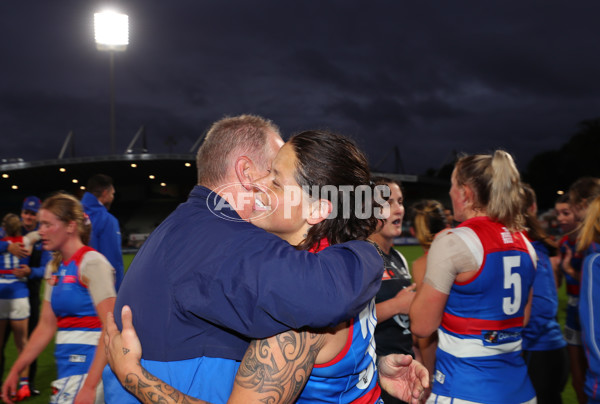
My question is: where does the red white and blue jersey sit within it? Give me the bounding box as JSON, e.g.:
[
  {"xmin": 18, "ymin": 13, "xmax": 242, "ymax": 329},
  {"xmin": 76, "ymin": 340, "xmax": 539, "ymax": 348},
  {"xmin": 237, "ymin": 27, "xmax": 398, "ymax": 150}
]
[
  {"xmin": 50, "ymin": 246, "xmax": 102, "ymax": 379},
  {"xmin": 433, "ymin": 217, "xmax": 536, "ymax": 403},
  {"xmin": 580, "ymin": 242, "xmax": 600, "ymax": 401},
  {"xmin": 0, "ymin": 236, "xmax": 29, "ymax": 299},
  {"xmin": 560, "ymin": 236, "xmax": 583, "ymax": 297},
  {"xmin": 297, "ymin": 299, "xmax": 382, "ymax": 404},
  {"xmin": 295, "ymin": 239, "xmax": 382, "ymax": 404},
  {"xmin": 560, "ymin": 236, "xmax": 584, "ymax": 335}
]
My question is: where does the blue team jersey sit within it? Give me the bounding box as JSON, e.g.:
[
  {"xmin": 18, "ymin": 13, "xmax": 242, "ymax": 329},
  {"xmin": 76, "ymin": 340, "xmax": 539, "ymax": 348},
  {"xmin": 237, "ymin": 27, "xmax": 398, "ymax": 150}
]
[
  {"xmin": 295, "ymin": 239, "xmax": 381, "ymax": 403},
  {"xmin": 433, "ymin": 217, "xmax": 536, "ymax": 403},
  {"xmin": 522, "ymin": 239, "xmax": 567, "ymax": 351},
  {"xmin": 560, "ymin": 236, "xmax": 583, "ymax": 297},
  {"xmin": 560, "ymin": 236, "xmax": 584, "ymax": 338},
  {"xmin": 51, "ymin": 246, "xmax": 102, "ymax": 379},
  {"xmin": 580, "ymin": 243, "xmax": 600, "ymax": 401},
  {"xmin": 297, "ymin": 302, "xmax": 381, "ymax": 403},
  {"xmin": 0, "ymin": 236, "xmax": 29, "ymax": 300}
]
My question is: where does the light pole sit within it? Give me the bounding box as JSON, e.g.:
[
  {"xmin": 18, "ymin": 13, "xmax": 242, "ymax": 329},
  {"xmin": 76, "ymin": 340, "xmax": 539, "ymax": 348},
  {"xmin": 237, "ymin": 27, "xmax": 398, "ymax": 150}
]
[{"xmin": 94, "ymin": 11, "xmax": 129, "ymax": 155}]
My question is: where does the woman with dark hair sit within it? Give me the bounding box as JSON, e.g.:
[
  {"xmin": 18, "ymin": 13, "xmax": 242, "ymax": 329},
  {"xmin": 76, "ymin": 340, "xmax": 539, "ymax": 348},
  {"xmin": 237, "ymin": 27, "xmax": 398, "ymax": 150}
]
[
  {"xmin": 103, "ymin": 130, "xmax": 428, "ymax": 404},
  {"xmin": 521, "ymin": 184, "xmax": 569, "ymax": 403},
  {"xmin": 367, "ymin": 177, "xmax": 416, "ymax": 404},
  {"xmin": 410, "ymin": 150, "xmax": 537, "ymax": 403},
  {"xmin": 2, "ymin": 194, "xmax": 116, "ymax": 404},
  {"xmin": 569, "ymin": 177, "xmax": 600, "ymax": 223}
]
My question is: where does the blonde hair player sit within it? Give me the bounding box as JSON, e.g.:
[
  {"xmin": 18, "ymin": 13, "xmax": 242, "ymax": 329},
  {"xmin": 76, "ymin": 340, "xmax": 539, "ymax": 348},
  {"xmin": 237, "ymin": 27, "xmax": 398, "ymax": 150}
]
[{"xmin": 410, "ymin": 150, "xmax": 537, "ymax": 404}]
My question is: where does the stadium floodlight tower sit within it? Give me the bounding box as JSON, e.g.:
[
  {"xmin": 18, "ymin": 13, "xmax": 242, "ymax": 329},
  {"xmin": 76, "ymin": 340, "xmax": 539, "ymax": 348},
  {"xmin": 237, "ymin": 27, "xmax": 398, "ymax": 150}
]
[{"xmin": 94, "ymin": 10, "xmax": 129, "ymax": 155}]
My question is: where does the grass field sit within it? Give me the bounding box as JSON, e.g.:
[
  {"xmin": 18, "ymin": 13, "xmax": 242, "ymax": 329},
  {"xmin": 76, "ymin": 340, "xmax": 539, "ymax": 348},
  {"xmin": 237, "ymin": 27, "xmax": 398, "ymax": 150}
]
[{"xmin": 2, "ymin": 250, "xmax": 579, "ymax": 403}]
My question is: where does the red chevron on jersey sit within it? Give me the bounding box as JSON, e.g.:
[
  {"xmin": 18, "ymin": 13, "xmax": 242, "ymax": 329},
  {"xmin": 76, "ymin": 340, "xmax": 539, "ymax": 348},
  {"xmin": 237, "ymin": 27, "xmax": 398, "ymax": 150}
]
[
  {"xmin": 442, "ymin": 312, "xmax": 524, "ymax": 335},
  {"xmin": 57, "ymin": 316, "xmax": 102, "ymax": 329}
]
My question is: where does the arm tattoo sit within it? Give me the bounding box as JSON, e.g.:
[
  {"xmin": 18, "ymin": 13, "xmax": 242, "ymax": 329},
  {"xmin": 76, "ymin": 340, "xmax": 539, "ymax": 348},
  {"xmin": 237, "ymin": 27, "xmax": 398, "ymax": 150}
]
[
  {"xmin": 121, "ymin": 369, "xmax": 206, "ymax": 404},
  {"xmin": 117, "ymin": 330, "xmax": 326, "ymax": 404},
  {"xmin": 235, "ymin": 329, "xmax": 327, "ymax": 404}
]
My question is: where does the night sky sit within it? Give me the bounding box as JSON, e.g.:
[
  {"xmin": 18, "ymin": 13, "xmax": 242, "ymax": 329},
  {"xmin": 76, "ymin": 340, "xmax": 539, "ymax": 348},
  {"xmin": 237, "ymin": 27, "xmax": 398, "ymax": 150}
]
[{"xmin": 2, "ymin": 1, "xmax": 600, "ymax": 175}]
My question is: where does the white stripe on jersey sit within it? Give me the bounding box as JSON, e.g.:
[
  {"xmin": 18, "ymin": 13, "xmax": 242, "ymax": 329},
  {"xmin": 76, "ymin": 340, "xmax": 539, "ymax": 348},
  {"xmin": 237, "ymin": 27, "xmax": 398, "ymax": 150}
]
[
  {"xmin": 0, "ymin": 278, "xmax": 25, "ymax": 284},
  {"xmin": 427, "ymin": 393, "xmax": 479, "ymax": 403},
  {"xmin": 427, "ymin": 393, "xmax": 537, "ymax": 404},
  {"xmin": 437, "ymin": 329, "xmax": 522, "ymax": 358},
  {"xmin": 56, "ymin": 330, "xmax": 101, "ymax": 346},
  {"xmin": 449, "ymin": 227, "xmax": 484, "ymax": 268}
]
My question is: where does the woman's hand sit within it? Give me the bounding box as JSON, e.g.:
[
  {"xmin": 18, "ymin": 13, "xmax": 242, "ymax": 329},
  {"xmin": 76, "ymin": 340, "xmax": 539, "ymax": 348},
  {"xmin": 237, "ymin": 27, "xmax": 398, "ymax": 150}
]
[
  {"xmin": 561, "ymin": 247, "xmax": 579, "ymax": 280},
  {"xmin": 376, "ymin": 283, "xmax": 417, "ymax": 323},
  {"xmin": 7, "ymin": 243, "xmax": 28, "ymax": 259},
  {"xmin": 393, "ymin": 283, "xmax": 417, "ymax": 314},
  {"xmin": 378, "ymin": 354, "xmax": 429, "ymax": 404},
  {"xmin": 12, "ymin": 265, "xmax": 31, "ymax": 278}
]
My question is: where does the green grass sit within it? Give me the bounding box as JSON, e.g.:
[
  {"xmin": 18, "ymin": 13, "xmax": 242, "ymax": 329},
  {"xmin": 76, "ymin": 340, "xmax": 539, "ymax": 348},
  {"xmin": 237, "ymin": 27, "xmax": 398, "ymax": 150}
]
[{"xmin": 3, "ymin": 251, "xmax": 579, "ymax": 403}]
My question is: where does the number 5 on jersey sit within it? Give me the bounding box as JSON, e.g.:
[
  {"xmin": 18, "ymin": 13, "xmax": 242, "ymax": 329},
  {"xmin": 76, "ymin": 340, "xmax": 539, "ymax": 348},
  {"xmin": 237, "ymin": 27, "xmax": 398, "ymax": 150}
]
[{"xmin": 503, "ymin": 256, "xmax": 522, "ymax": 315}]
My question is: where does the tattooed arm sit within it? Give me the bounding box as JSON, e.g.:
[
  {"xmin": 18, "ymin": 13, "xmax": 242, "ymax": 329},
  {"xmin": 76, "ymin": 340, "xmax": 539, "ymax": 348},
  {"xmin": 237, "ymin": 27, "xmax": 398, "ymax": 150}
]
[
  {"xmin": 230, "ymin": 329, "xmax": 326, "ymax": 403},
  {"xmin": 104, "ymin": 305, "xmax": 326, "ymax": 404}
]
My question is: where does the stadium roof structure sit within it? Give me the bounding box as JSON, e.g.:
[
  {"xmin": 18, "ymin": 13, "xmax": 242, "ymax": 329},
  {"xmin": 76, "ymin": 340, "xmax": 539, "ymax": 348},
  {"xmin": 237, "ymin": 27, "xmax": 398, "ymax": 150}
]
[
  {"xmin": 0, "ymin": 153, "xmax": 197, "ymax": 240},
  {"xmin": 0, "ymin": 153, "xmax": 196, "ymax": 198}
]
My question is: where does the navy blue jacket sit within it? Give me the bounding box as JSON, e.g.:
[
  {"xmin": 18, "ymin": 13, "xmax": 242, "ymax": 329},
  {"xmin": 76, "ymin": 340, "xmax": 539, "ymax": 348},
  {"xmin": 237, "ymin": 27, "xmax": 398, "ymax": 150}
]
[
  {"xmin": 115, "ymin": 185, "xmax": 383, "ymax": 362},
  {"xmin": 81, "ymin": 192, "xmax": 124, "ymax": 290}
]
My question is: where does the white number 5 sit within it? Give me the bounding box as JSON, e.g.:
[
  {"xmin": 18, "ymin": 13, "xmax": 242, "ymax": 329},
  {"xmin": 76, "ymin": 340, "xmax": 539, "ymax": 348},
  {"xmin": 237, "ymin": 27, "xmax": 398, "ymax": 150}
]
[{"xmin": 503, "ymin": 256, "xmax": 522, "ymax": 315}]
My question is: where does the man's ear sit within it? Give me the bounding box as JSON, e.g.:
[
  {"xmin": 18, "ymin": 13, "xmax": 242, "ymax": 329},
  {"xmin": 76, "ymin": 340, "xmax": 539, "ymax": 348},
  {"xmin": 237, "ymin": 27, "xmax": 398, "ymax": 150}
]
[
  {"xmin": 234, "ymin": 156, "xmax": 254, "ymax": 190},
  {"xmin": 307, "ymin": 199, "xmax": 333, "ymax": 225},
  {"xmin": 99, "ymin": 188, "xmax": 109, "ymax": 203}
]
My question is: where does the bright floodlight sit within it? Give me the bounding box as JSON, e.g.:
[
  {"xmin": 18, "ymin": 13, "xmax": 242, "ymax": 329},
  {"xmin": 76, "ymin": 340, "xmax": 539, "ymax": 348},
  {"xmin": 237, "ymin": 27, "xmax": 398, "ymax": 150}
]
[{"xmin": 94, "ymin": 11, "xmax": 129, "ymax": 51}]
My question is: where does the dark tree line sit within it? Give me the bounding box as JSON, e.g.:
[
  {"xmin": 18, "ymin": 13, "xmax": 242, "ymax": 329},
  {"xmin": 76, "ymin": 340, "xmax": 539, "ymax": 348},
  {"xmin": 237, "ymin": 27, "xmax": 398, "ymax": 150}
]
[{"xmin": 524, "ymin": 118, "xmax": 600, "ymax": 210}]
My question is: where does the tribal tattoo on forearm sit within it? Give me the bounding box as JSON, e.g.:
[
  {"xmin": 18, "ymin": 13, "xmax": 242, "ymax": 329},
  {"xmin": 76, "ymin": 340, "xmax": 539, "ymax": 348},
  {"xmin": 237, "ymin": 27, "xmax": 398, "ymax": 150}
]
[
  {"xmin": 118, "ymin": 329, "xmax": 326, "ymax": 404},
  {"xmin": 122, "ymin": 367, "xmax": 206, "ymax": 404},
  {"xmin": 235, "ymin": 329, "xmax": 327, "ymax": 404}
]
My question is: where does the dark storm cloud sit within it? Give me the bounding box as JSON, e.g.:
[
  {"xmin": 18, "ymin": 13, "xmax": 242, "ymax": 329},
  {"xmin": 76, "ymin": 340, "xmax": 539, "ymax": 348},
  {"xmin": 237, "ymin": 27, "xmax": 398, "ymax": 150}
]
[
  {"xmin": 417, "ymin": 2, "xmax": 600, "ymax": 98},
  {"xmin": 0, "ymin": 90, "xmax": 105, "ymax": 158},
  {"xmin": 327, "ymin": 97, "xmax": 411, "ymax": 129},
  {"xmin": 411, "ymin": 98, "xmax": 466, "ymax": 121},
  {"xmin": 2, "ymin": 1, "xmax": 600, "ymax": 174},
  {"xmin": 0, "ymin": 88, "xmax": 203, "ymax": 159}
]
